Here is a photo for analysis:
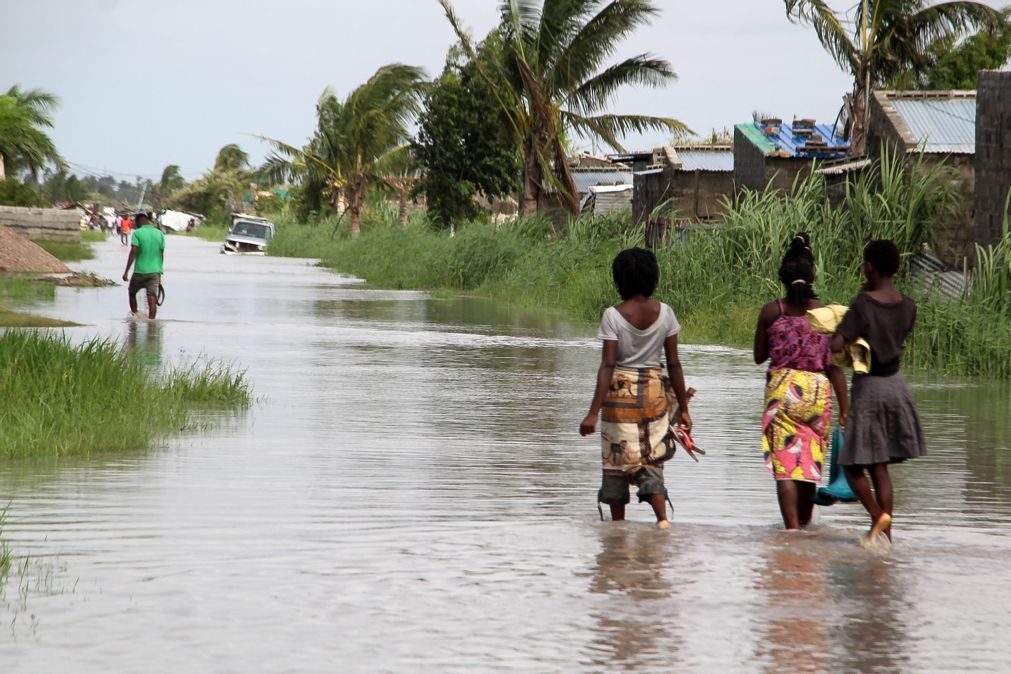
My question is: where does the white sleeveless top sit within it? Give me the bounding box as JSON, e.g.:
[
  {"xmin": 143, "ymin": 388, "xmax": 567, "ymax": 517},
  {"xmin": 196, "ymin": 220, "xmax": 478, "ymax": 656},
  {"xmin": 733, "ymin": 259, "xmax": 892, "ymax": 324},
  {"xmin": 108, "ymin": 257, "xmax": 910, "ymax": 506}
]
[{"xmin": 597, "ymin": 303, "xmax": 681, "ymax": 369}]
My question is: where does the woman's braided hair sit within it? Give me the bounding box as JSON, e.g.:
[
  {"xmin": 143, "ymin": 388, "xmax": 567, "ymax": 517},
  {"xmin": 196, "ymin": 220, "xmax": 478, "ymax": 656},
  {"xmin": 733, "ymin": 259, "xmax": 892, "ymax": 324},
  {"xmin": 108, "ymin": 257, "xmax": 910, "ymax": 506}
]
[{"xmin": 779, "ymin": 232, "xmax": 817, "ymax": 307}]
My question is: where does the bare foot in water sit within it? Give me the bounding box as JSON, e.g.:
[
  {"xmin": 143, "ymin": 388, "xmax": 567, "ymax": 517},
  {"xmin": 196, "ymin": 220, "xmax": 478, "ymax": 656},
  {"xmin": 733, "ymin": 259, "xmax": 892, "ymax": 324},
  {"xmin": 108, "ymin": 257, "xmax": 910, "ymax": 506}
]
[{"xmin": 862, "ymin": 513, "xmax": 892, "ymax": 547}]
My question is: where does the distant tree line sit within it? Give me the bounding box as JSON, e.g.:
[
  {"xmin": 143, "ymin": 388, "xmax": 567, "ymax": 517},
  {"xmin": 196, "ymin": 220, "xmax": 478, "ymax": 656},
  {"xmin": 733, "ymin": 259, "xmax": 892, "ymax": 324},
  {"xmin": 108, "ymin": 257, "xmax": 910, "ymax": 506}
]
[{"xmin": 2, "ymin": 0, "xmax": 1010, "ymax": 227}]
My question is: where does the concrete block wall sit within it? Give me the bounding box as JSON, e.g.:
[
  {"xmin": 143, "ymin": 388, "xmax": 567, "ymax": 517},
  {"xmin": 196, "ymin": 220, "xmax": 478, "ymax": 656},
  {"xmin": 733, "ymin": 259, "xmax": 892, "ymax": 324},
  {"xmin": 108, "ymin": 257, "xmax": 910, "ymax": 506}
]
[
  {"xmin": 633, "ymin": 168, "xmax": 735, "ymax": 224},
  {"xmin": 0, "ymin": 206, "xmax": 81, "ymax": 242},
  {"xmin": 975, "ymin": 71, "xmax": 1011, "ymax": 247},
  {"xmin": 733, "ymin": 128, "xmax": 768, "ymax": 192}
]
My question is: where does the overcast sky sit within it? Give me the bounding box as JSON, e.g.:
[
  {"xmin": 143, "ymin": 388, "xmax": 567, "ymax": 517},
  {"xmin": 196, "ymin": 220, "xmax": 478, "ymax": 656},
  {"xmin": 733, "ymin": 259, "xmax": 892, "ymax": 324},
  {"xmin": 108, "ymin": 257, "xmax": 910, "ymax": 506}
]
[{"xmin": 2, "ymin": 0, "xmax": 1003, "ymax": 181}]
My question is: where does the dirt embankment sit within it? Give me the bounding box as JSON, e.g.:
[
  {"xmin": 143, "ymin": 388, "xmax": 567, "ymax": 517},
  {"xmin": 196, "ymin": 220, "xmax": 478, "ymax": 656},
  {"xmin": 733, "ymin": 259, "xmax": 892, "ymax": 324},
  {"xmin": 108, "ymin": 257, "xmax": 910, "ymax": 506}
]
[{"xmin": 0, "ymin": 226, "xmax": 72, "ymax": 274}]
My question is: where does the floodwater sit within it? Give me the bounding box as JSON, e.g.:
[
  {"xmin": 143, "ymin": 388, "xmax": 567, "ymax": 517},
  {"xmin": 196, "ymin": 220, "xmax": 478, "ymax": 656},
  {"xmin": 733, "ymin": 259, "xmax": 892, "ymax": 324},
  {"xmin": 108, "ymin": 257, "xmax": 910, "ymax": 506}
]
[{"xmin": 2, "ymin": 235, "xmax": 1011, "ymax": 673}]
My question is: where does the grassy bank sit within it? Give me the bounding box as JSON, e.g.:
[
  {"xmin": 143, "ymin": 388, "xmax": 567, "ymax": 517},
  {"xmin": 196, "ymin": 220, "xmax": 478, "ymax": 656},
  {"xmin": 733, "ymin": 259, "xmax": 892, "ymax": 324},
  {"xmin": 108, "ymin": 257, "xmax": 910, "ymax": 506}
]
[
  {"xmin": 0, "ymin": 276, "xmax": 77, "ymax": 328},
  {"xmin": 35, "ymin": 231, "xmax": 101, "ymax": 261},
  {"xmin": 172, "ymin": 222, "xmax": 229, "ymax": 242},
  {"xmin": 269, "ymin": 158, "xmax": 1011, "ymax": 378},
  {"xmin": 0, "ymin": 331, "xmax": 251, "ymax": 459}
]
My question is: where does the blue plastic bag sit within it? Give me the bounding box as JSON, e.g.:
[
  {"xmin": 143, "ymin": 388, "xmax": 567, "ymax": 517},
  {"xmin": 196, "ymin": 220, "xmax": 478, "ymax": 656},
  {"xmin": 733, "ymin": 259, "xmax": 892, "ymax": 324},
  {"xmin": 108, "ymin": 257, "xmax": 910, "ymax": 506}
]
[{"xmin": 813, "ymin": 426, "xmax": 858, "ymax": 506}]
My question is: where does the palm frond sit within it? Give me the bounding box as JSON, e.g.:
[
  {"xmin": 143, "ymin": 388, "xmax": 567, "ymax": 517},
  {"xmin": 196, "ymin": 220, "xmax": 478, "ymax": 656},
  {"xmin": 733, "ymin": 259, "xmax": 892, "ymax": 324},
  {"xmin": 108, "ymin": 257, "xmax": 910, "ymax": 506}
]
[
  {"xmin": 439, "ymin": 0, "xmax": 528, "ymax": 140},
  {"xmin": 878, "ymin": 1, "xmax": 1004, "ymax": 78},
  {"xmin": 549, "ymin": 0, "xmax": 662, "ymax": 97},
  {"xmin": 536, "ymin": 0, "xmax": 602, "ymax": 70},
  {"xmin": 566, "ymin": 54, "xmax": 676, "ymax": 116},
  {"xmin": 500, "ymin": 0, "xmax": 544, "ymax": 66},
  {"xmin": 565, "ymin": 112, "xmax": 692, "ymax": 152},
  {"xmin": 785, "ymin": 0, "xmax": 860, "ymax": 73}
]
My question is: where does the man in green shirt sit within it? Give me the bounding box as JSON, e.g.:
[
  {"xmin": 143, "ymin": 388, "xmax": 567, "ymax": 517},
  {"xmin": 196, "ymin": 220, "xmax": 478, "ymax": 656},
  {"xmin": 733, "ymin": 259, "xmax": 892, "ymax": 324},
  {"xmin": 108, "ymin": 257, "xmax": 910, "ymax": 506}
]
[{"xmin": 122, "ymin": 213, "xmax": 166, "ymax": 319}]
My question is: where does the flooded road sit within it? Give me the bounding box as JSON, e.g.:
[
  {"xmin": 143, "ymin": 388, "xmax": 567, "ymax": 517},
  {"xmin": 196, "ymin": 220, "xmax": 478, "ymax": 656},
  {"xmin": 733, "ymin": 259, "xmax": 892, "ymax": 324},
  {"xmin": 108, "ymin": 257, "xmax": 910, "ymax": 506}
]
[{"xmin": 2, "ymin": 235, "xmax": 1011, "ymax": 672}]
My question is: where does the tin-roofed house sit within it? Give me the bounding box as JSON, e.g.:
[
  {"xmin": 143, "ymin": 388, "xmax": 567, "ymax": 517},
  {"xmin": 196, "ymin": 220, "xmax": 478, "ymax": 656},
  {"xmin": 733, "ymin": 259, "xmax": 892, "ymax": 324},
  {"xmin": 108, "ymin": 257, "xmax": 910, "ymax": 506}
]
[
  {"xmin": 734, "ymin": 118, "xmax": 850, "ymax": 193},
  {"xmin": 630, "ymin": 145, "xmax": 735, "ymax": 229},
  {"xmin": 538, "ymin": 154, "xmax": 634, "ymax": 220},
  {"xmin": 867, "ymin": 90, "xmax": 977, "ymax": 264}
]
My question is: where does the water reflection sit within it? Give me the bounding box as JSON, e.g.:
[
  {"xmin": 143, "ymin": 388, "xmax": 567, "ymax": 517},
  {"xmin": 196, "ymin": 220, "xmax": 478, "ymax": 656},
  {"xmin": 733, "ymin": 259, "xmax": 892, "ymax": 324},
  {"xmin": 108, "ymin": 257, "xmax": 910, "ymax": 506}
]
[
  {"xmin": 754, "ymin": 535, "xmax": 832, "ymax": 674},
  {"xmin": 588, "ymin": 524, "xmax": 683, "ymax": 672},
  {"xmin": 124, "ymin": 319, "xmax": 163, "ymax": 370},
  {"xmin": 828, "ymin": 553, "xmax": 911, "ymax": 673},
  {"xmin": 1, "ymin": 236, "xmax": 1010, "ymax": 671}
]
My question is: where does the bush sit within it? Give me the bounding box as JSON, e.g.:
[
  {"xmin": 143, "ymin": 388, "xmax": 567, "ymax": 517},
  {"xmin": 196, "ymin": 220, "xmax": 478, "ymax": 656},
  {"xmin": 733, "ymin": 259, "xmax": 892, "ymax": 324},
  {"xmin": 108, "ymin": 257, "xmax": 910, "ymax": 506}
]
[
  {"xmin": 267, "ymin": 153, "xmax": 1011, "ymax": 377},
  {"xmin": 0, "ymin": 179, "xmax": 44, "ymax": 207}
]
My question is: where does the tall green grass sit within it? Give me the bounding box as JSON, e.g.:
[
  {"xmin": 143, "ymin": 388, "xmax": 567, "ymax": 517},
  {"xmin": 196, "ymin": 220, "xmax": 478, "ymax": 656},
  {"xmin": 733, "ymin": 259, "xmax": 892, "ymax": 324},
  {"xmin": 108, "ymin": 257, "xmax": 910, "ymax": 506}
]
[
  {"xmin": 0, "ymin": 331, "xmax": 251, "ymax": 459},
  {"xmin": 34, "ymin": 239, "xmax": 95, "ymax": 261},
  {"xmin": 270, "ymin": 153, "xmax": 1011, "ymax": 378},
  {"xmin": 175, "ymin": 222, "xmax": 230, "ymax": 242}
]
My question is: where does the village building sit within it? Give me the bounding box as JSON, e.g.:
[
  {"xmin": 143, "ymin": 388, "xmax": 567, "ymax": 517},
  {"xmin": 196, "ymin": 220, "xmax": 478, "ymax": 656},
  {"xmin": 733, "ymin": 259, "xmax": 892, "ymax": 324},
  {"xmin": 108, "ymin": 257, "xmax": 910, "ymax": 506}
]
[
  {"xmin": 867, "ymin": 90, "xmax": 977, "ymax": 264},
  {"xmin": 975, "ymin": 71, "xmax": 1011, "ymax": 249},
  {"xmin": 538, "ymin": 153, "xmax": 634, "ymax": 219},
  {"xmin": 625, "ymin": 145, "xmax": 735, "ymax": 226},
  {"xmin": 734, "ymin": 118, "xmax": 850, "ymax": 193}
]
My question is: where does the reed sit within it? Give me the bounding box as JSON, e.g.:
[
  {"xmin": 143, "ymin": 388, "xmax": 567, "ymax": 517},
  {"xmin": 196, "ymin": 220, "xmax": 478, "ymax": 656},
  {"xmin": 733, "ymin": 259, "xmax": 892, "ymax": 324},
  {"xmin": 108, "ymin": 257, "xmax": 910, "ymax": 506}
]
[
  {"xmin": 268, "ymin": 154, "xmax": 1011, "ymax": 377},
  {"xmin": 0, "ymin": 331, "xmax": 251, "ymax": 459}
]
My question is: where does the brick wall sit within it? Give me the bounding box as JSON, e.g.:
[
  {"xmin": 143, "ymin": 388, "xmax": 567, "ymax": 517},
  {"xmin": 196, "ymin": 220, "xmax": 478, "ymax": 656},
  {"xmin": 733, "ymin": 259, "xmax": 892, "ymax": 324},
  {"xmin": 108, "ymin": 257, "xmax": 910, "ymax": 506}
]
[
  {"xmin": 0, "ymin": 206, "xmax": 81, "ymax": 242},
  {"xmin": 633, "ymin": 167, "xmax": 734, "ymax": 224},
  {"xmin": 920, "ymin": 154, "xmax": 976, "ymax": 265},
  {"xmin": 975, "ymin": 71, "xmax": 1011, "ymax": 247}
]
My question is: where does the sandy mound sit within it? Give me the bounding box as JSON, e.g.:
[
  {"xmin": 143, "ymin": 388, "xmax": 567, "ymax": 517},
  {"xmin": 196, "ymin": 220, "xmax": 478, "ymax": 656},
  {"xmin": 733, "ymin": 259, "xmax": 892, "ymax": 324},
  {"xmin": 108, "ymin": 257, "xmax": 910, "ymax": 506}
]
[{"xmin": 0, "ymin": 226, "xmax": 71, "ymax": 273}]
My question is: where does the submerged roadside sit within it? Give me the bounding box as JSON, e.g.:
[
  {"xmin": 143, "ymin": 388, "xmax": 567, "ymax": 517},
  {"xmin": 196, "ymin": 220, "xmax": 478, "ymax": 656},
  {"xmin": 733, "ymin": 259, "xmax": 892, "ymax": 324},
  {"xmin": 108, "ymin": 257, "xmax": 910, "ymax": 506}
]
[
  {"xmin": 0, "ymin": 330, "xmax": 251, "ymax": 460},
  {"xmin": 267, "ymin": 209, "xmax": 1011, "ymax": 379},
  {"xmin": 1, "ymin": 233, "xmax": 252, "ymax": 459}
]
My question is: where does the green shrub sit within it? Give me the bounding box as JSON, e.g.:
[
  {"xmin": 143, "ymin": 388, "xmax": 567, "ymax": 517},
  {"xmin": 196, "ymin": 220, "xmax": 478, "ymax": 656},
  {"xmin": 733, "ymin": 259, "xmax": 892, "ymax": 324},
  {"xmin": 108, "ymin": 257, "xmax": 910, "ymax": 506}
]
[{"xmin": 0, "ymin": 331, "xmax": 250, "ymax": 459}]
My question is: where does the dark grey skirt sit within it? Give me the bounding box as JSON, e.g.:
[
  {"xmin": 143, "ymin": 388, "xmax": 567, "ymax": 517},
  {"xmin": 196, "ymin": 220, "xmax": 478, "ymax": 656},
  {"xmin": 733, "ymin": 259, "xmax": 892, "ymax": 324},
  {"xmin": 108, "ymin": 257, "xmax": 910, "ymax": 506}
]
[{"xmin": 840, "ymin": 373, "xmax": 927, "ymax": 466}]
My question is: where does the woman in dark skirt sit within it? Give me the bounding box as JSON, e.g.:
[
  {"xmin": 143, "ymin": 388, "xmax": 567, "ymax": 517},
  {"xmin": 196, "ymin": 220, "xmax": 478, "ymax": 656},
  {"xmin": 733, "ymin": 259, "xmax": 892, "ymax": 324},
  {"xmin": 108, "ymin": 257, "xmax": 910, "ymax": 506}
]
[{"xmin": 832, "ymin": 240, "xmax": 927, "ymax": 544}]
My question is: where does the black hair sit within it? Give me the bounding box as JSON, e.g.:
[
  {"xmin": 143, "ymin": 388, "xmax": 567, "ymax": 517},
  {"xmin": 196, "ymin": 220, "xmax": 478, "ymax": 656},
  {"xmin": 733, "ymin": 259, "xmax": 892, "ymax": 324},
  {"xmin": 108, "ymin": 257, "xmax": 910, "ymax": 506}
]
[
  {"xmin": 864, "ymin": 239, "xmax": 901, "ymax": 276},
  {"xmin": 612, "ymin": 247, "xmax": 659, "ymax": 300},
  {"xmin": 778, "ymin": 231, "xmax": 817, "ymax": 306}
]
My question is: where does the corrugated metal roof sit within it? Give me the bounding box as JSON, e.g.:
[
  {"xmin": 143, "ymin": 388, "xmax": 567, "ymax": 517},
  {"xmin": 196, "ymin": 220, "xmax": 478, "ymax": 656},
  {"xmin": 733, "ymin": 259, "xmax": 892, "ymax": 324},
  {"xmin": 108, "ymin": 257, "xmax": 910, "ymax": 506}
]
[
  {"xmin": 890, "ymin": 97, "xmax": 976, "ymax": 154},
  {"xmin": 736, "ymin": 122, "xmax": 849, "ymax": 158},
  {"xmin": 581, "ymin": 187, "xmax": 632, "ymax": 216},
  {"xmin": 675, "ymin": 149, "xmax": 734, "ymax": 172},
  {"xmin": 571, "ymin": 170, "xmax": 633, "ymax": 195},
  {"xmin": 815, "ymin": 158, "xmax": 872, "ymax": 175}
]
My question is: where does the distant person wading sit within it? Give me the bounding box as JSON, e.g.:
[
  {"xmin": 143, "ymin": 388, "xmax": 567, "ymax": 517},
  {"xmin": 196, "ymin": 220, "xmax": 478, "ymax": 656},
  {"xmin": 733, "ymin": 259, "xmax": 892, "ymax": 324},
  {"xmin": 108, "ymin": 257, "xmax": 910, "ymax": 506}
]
[{"xmin": 122, "ymin": 213, "xmax": 166, "ymax": 320}]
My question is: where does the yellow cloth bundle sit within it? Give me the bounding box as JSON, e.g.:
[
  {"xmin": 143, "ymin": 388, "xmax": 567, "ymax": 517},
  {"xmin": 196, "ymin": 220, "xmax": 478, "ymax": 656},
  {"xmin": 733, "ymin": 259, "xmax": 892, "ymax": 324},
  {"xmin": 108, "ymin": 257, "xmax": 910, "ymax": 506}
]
[{"xmin": 805, "ymin": 305, "xmax": 871, "ymax": 374}]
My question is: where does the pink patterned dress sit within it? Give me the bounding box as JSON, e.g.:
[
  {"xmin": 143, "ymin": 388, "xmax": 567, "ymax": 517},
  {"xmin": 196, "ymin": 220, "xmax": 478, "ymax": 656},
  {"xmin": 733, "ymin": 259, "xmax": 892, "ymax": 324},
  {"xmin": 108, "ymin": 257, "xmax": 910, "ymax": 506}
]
[{"xmin": 762, "ymin": 301, "xmax": 834, "ymax": 483}]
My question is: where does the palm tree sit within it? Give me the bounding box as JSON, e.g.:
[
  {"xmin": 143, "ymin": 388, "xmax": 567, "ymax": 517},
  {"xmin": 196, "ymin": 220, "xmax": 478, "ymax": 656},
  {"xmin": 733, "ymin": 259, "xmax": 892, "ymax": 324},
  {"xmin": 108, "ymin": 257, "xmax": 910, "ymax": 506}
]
[
  {"xmin": 153, "ymin": 164, "xmax": 186, "ymax": 208},
  {"xmin": 439, "ymin": 0, "xmax": 688, "ymax": 217},
  {"xmin": 785, "ymin": 0, "xmax": 1003, "ymax": 152},
  {"xmin": 262, "ymin": 64, "xmax": 426, "ymax": 237},
  {"xmin": 0, "ymin": 85, "xmax": 63, "ymax": 181},
  {"xmin": 214, "ymin": 144, "xmax": 250, "ymax": 173}
]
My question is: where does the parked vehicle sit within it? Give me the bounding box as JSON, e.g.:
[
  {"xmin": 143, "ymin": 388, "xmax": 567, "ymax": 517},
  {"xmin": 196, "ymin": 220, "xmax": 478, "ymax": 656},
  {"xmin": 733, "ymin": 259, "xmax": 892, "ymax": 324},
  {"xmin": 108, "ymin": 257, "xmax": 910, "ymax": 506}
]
[{"xmin": 221, "ymin": 215, "xmax": 275, "ymax": 255}]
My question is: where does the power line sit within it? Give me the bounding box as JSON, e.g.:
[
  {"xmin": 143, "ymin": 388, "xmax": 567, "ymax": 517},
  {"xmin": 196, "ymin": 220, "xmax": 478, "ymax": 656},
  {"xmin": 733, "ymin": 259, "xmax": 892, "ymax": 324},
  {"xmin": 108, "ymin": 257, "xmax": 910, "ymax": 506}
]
[{"xmin": 63, "ymin": 160, "xmax": 204, "ymax": 180}]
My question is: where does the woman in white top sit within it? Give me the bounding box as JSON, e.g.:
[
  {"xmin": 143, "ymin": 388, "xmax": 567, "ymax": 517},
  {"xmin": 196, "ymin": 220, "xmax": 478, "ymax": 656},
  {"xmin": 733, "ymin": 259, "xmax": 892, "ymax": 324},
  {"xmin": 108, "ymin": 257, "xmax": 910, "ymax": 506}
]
[{"xmin": 580, "ymin": 248, "xmax": 692, "ymax": 528}]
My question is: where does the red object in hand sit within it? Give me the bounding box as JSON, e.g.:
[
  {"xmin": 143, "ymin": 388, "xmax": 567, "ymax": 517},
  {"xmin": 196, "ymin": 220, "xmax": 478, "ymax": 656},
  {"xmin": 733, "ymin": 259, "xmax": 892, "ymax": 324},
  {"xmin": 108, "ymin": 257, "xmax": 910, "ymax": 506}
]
[{"xmin": 672, "ymin": 425, "xmax": 706, "ymax": 462}]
